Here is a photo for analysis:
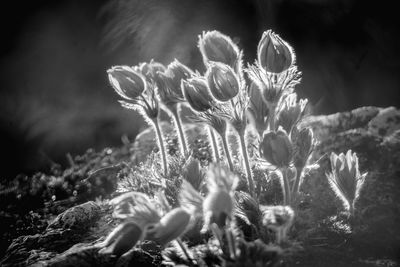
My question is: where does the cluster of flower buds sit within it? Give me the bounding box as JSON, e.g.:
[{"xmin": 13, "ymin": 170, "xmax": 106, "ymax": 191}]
[{"xmin": 326, "ymin": 150, "xmax": 367, "ymax": 216}]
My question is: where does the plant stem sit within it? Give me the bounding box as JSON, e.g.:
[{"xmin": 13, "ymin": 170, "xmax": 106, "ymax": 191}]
[
  {"xmin": 152, "ymin": 118, "xmax": 168, "ymax": 176},
  {"xmin": 268, "ymin": 103, "xmax": 277, "ymax": 131},
  {"xmin": 171, "ymin": 104, "xmax": 189, "ymax": 157},
  {"xmin": 292, "ymin": 166, "xmax": 303, "ymax": 196},
  {"xmin": 176, "ymin": 238, "xmax": 195, "ymax": 265},
  {"xmin": 208, "ymin": 126, "xmax": 220, "ymax": 162},
  {"xmin": 281, "ymin": 167, "xmax": 291, "ymax": 205},
  {"xmin": 238, "ymin": 129, "xmax": 255, "ymax": 198},
  {"xmin": 220, "ymin": 130, "xmax": 234, "ymax": 171}
]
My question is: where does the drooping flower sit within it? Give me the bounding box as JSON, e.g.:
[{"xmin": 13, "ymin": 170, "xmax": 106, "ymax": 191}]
[
  {"xmin": 182, "ymin": 77, "xmax": 215, "ymax": 112},
  {"xmin": 198, "ymin": 30, "xmax": 241, "ymax": 70},
  {"xmin": 98, "ymin": 221, "xmax": 144, "ymax": 257},
  {"xmin": 206, "ymin": 61, "xmax": 240, "ymax": 102},
  {"xmin": 257, "ymin": 30, "xmax": 295, "ymax": 74},
  {"xmin": 108, "ymin": 66, "xmax": 146, "ymax": 100},
  {"xmin": 146, "ymin": 207, "xmax": 192, "ymax": 246},
  {"xmin": 326, "ymin": 150, "xmax": 367, "ymax": 216},
  {"xmin": 260, "ymin": 129, "xmax": 293, "ymax": 168}
]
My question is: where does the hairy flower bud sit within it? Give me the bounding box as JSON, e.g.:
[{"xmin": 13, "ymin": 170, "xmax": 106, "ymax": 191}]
[
  {"xmin": 293, "ymin": 127, "xmax": 314, "ymax": 169},
  {"xmin": 277, "ymin": 94, "xmax": 308, "ymax": 133},
  {"xmin": 146, "ymin": 208, "xmax": 191, "ymax": 245},
  {"xmin": 326, "ymin": 150, "xmax": 367, "ymax": 215},
  {"xmin": 108, "ymin": 66, "xmax": 146, "ymax": 100},
  {"xmin": 98, "ymin": 222, "xmax": 143, "ymax": 257},
  {"xmin": 199, "ymin": 30, "xmax": 240, "ymax": 69},
  {"xmin": 137, "ymin": 61, "xmax": 166, "ymax": 82},
  {"xmin": 257, "ymin": 30, "xmax": 294, "ymax": 73},
  {"xmin": 260, "ymin": 129, "xmax": 293, "ymax": 168},
  {"xmin": 206, "ymin": 62, "xmax": 239, "ymax": 102},
  {"xmin": 182, "ymin": 78, "xmax": 214, "ymax": 112}
]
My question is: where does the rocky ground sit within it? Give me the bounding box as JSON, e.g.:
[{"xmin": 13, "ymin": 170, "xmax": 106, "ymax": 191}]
[{"xmin": 0, "ymin": 106, "xmax": 399, "ymax": 266}]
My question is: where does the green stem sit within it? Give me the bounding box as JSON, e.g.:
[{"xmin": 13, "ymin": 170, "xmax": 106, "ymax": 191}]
[
  {"xmin": 238, "ymin": 129, "xmax": 255, "ymax": 198},
  {"xmin": 171, "ymin": 104, "xmax": 189, "ymax": 157},
  {"xmin": 152, "ymin": 118, "xmax": 168, "ymax": 176},
  {"xmin": 220, "ymin": 130, "xmax": 234, "ymax": 171},
  {"xmin": 281, "ymin": 167, "xmax": 291, "ymax": 205},
  {"xmin": 208, "ymin": 126, "xmax": 220, "ymax": 162}
]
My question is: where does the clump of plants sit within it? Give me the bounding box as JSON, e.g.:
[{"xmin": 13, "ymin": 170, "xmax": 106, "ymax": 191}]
[{"xmin": 103, "ymin": 29, "xmax": 368, "ymax": 266}]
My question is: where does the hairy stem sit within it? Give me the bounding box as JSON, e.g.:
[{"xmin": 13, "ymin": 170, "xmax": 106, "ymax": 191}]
[
  {"xmin": 291, "ymin": 166, "xmax": 303, "ymax": 196},
  {"xmin": 238, "ymin": 129, "xmax": 255, "ymax": 198},
  {"xmin": 268, "ymin": 103, "xmax": 277, "ymax": 131},
  {"xmin": 220, "ymin": 130, "xmax": 234, "ymax": 171},
  {"xmin": 208, "ymin": 126, "xmax": 220, "ymax": 162},
  {"xmin": 171, "ymin": 104, "xmax": 189, "ymax": 157},
  {"xmin": 152, "ymin": 118, "xmax": 168, "ymax": 176},
  {"xmin": 281, "ymin": 167, "xmax": 291, "ymax": 205}
]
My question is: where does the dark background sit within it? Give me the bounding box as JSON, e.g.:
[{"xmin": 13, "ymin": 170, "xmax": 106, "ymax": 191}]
[{"xmin": 0, "ymin": 0, "xmax": 399, "ymax": 180}]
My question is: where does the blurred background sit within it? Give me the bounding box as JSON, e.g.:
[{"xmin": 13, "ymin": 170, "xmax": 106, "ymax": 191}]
[{"xmin": 0, "ymin": 0, "xmax": 399, "ymax": 180}]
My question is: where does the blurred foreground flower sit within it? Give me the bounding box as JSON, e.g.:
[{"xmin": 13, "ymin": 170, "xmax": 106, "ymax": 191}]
[
  {"xmin": 326, "ymin": 150, "xmax": 367, "ymax": 216},
  {"xmin": 261, "ymin": 205, "xmax": 294, "ymax": 244}
]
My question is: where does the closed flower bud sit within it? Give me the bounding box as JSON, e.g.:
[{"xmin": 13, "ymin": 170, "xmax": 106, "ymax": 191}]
[
  {"xmin": 108, "ymin": 66, "xmax": 146, "ymax": 100},
  {"xmin": 182, "ymin": 78, "xmax": 215, "ymax": 112},
  {"xmin": 326, "ymin": 150, "xmax": 367, "ymax": 216},
  {"xmin": 202, "ymin": 189, "xmax": 233, "ymax": 230},
  {"xmin": 146, "ymin": 208, "xmax": 191, "ymax": 245},
  {"xmin": 98, "ymin": 222, "xmax": 143, "ymax": 257},
  {"xmin": 260, "ymin": 129, "xmax": 293, "ymax": 168},
  {"xmin": 206, "ymin": 62, "xmax": 240, "ymax": 102},
  {"xmin": 198, "ymin": 30, "xmax": 240, "ymax": 69},
  {"xmin": 257, "ymin": 30, "xmax": 294, "ymax": 73},
  {"xmin": 277, "ymin": 94, "xmax": 308, "ymax": 133},
  {"xmin": 293, "ymin": 127, "xmax": 314, "ymax": 169}
]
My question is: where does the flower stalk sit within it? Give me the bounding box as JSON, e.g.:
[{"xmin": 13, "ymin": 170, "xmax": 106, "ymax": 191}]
[
  {"xmin": 220, "ymin": 131, "xmax": 234, "ymax": 171},
  {"xmin": 171, "ymin": 104, "xmax": 189, "ymax": 157},
  {"xmin": 151, "ymin": 117, "xmax": 168, "ymax": 176},
  {"xmin": 238, "ymin": 128, "xmax": 255, "ymax": 197},
  {"xmin": 281, "ymin": 167, "xmax": 291, "ymax": 206},
  {"xmin": 208, "ymin": 126, "xmax": 220, "ymax": 162}
]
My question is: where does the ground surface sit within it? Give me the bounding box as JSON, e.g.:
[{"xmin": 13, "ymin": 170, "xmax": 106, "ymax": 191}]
[{"xmin": 0, "ymin": 106, "xmax": 399, "ymax": 266}]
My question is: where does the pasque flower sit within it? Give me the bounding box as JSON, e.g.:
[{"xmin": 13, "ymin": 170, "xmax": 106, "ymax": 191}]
[
  {"xmin": 206, "ymin": 61, "xmax": 240, "ymax": 102},
  {"xmin": 182, "ymin": 77, "xmax": 215, "ymax": 112},
  {"xmin": 276, "ymin": 93, "xmax": 308, "ymax": 133},
  {"xmin": 98, "ymin": 221, "xmax": 144, "ymax": 256},
  {"xmin": 257, "ymin": 30, "xmax": 295, "ymax": 74},
  {"xmin": 198, "ymin": 30, "xmax": 241, "ymax": 70},
  {"xmin": 260, "ymin": 205, "xmax": 294, "ymax": 244},
  {"xmin": 260, "ymin": 129, "xmax": 293, "ymax": 168},
  {"xmin": 326, "ymin": 150, "xmax": 367, "ymax": 216},
  {"xmin": 108, "ymin": 66, "xmax": 146, "ymax": 100}
]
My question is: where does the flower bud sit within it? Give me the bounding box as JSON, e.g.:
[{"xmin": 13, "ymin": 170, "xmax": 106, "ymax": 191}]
[
  {"xmin": 326, "ymin": 150, "xmax": 367, "ymax": 215},
  {"xmin": 108, "ymin": 66, "xmax": 146, "ymax": 100},
  {"xmin": 198, "ymin": 30, "xmax": 240, "ymax": 69},
  {"xmin": 206, "ymin": 62, "xmax": 239, "ymax": 102},
  {"xmin": 257, "ymin": 30, "xmax": 294, "ymax": 73},
  {"xmin": 165, "ymin": 59, "xmax": 193, "ymax": 97},
  {"xmin": 182, "ymin": 78, "xmax": 214, "ymax": 112},
  {"xmin": 277, "ymin": 94, "xmax": 308, "ymax": 133},
  {"xmin": 98, "ymin": 222, "xmax": 143, "ymax": 257},
  {"xmin": 146, "ymin": 208, "xmax": 191, "ymax": 245},
  {"xmin": 260, "ymin": 129, "xmax": 293, "ymax": 168},
  {"xmin": 293, "ymin": 127, "xmax": 314, "ymax": 169},
  {"xmin": 136, "ymin": 61, "xmax": 166, "ymax": 82},
  {"xmin": 247, "ymin": 82, "xmax": 269, "ymax": 137}
]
